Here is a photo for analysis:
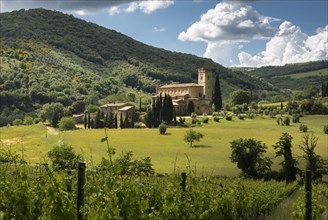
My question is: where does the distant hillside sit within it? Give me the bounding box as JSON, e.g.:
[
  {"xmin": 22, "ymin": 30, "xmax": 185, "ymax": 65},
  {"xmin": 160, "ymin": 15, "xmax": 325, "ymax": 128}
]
[
  {"xmin": 243, "ymin": 61, "xmax": 328, "ymax": 89},
  {"xmin": 0, "ymin": 8, "xmax": 271, "ymax": 125}
]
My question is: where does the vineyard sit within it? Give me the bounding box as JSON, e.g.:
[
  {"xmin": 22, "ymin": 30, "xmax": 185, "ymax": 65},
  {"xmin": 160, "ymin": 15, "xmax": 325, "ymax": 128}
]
[{"xmin": 0, "ymin": 159, "xmax": 306, "ymax": 220}]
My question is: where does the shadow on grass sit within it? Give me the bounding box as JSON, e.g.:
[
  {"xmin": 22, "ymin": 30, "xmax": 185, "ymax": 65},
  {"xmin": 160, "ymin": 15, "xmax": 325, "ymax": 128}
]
[
  {"xmin": 192, "ymin": 144, "xmax": 211, "ymax": 148},
  {"xmin": 160, "ymin": 133, "xmax": 172, "ymax": 136}
]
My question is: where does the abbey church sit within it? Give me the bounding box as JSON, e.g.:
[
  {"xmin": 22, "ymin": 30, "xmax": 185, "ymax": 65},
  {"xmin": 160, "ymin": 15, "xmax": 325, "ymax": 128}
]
[{"xmin": 154, "ymin": 68, "xmax": 213, "ymax": 116}]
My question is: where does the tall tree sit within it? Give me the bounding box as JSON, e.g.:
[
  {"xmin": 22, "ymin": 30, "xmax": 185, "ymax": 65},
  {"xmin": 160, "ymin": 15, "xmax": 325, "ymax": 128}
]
[
  {"xmin": 84, "ymin": 113, "xmax": 87, "ymax": 129},
  {"xmin": 87, "ymin": 112, "xmax": 91, "ymax": 129},
  {"xmin": 120, "ymin": 112, "xmax": 123, "ymax": 129},
  {"xmin": 213, "ymin": 75, "xmax": 222, "ymax": 111},
  {"xmin": 187, "ymin": 101, "xmax": 195, "ymax": 115},
  {"xmin": 114, "ymin": 114, "xmax": 118, "ymax": 129},
  {"xmin": 273, "ymin": 133, "xmax": 298, "ymax": 182}
]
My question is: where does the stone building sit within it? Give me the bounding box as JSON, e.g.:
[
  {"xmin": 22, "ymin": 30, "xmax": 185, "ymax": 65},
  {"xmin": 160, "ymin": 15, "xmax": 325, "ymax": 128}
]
[
  {"xmin": 153, "ymin": 68, "xmax": 213, "ymax": 115},
  {"xmin": 100, "ymin": 103, "xmax": 135, "ymax": 119}
]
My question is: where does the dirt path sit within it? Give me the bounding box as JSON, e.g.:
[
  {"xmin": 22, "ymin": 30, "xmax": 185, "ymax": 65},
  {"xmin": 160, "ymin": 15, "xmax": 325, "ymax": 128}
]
[
  {"xmin": 265, "ymin": 188, "xmax": 299, "ymax": 220},
  {"xmin": 46, "ymin": 126, "xmax": 59, "ymax": 135}
]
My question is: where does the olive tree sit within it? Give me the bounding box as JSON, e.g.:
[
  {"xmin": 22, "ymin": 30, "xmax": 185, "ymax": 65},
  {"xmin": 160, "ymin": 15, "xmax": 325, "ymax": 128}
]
[{"xmin": 184, "ymin": 129, "xmax": 204, "ymax": 147}]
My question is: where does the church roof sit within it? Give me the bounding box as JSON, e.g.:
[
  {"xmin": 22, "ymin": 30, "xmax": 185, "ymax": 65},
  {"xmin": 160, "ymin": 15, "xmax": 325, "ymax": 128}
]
[{"xmin": 159, "ymin": 83, "xmax": 202, "ymax": 89}]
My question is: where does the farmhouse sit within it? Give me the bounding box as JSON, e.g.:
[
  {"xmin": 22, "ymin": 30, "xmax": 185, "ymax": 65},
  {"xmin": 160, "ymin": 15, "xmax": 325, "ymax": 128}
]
[
  {"xmin": 100, "ymin": 103, "xmax": 135, "ymax": 118},
  {"xmin": 153, "ymin": 68, "xmax": 213, "ymax": 115}
]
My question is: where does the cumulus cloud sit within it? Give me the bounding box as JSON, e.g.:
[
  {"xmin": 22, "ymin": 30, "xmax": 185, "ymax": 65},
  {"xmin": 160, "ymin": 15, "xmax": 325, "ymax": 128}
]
[
  {"xmin": 178, "ymin": 1, "xmax": 278, "ymax": 66},
  {"xmin": 0, "ymin": 0, "xmax": 174, "ymax": 15},
  {"xmin": 238, "ymin": 22, "xmax": 328, "ymax": 67},
  {"xmin": 125, "ymin": 1, "xmax": 174, "ymax": 14}
]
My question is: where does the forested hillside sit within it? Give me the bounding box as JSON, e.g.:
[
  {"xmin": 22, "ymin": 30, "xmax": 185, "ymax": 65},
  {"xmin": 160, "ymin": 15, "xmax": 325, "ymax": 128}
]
[
  {"xmin": 0, "ymin": 8, "xmax": 272, "ymax": 125},
  {"xmin": 243, "ymin": 61, "xmax": 328, "ymax": 89}
]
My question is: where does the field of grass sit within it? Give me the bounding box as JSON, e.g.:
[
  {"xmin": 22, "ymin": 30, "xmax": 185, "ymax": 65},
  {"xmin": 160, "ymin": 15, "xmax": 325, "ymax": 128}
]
[
  {"xmin": 274, "ymin": 68, "xmax": 328, "ymax": 79},
  {"xmin": 1, "ymin": 115, "xmax": 327, "ymax": 176}
]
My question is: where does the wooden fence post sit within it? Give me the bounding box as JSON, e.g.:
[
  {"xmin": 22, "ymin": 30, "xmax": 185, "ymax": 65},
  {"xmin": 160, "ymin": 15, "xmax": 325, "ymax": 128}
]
[
  {"xmin": 181, "ymin": 172, "xmax": 187, "ymax": 191},
  {"xmin": 77, "ymin": 163, "xmax": 86, "ymax": 220},
  {"xmin": 305, "ymin": 170, "xmax": 312, "ymax": 220}
]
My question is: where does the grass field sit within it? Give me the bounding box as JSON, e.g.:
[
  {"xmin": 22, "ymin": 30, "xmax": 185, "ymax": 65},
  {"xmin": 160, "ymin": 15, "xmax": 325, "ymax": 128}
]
[
  {"xmin": 274, "ymin": 68, "xmax": 328, "ymax": 79},
  {"xmin": 1, "ymin": 115, "xmax": 327, "ymax": 176}
]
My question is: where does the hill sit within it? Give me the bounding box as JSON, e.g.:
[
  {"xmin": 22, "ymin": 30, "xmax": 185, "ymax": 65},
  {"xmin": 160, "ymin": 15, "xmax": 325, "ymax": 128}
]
[
  {"xmin": 241, "ymin": 61, "xmax": 328, "ymax": 89},
  {"xmin": 0, "ymin": 8, "xmax": 271, "ymax": 125}
]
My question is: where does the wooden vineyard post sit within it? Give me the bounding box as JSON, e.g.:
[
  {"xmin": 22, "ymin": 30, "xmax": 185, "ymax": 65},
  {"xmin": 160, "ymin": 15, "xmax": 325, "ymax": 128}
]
[
  {"xmin": 181, "ymin": 172, "xmax": 187, "ymax": 192},
  {"xmin": 77, "ymin": 163, "xmax": 86, "ymax": 220},
  {"xmin": 305, "ymin": 170, "xmax": 312, "ymax": 220}
]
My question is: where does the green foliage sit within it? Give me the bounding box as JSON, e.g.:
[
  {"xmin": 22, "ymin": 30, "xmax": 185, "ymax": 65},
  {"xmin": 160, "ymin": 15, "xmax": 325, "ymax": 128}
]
[
  {"xmin": 187, "ymin": 101, "xmax": 195, "ymax": 116},
  {"xmin": 0, "ymin": 158, "xmax": 298, "ymax": 220},
  {"xmin": 213, "ymin": 75, "xmax": 222, "ymax": 111},
  {"xmin": 225, "ymin": 115, "xmax": 232, "ymax": 121},
  {"xmin": 230, "ymin": 89, "xmax": 251, "ymax": 106},
  {"xmin": 184, "ymin": 129, "xmax": 204, "ymax": 147},
  {"xmin": 12, "ymin": 118, "xmax": 23, "ymax": 126},
  {"xmin": 230, "ymin": 138, "xmax": 272, "ymax": 179},
  {"xmin": 39, "ymin": 102, "xmax": 65, "ymax": 127},
  {"xmin": 273, "ymin": 133, "xmax": 298, "ymax": 182},
  {"xmin": 58, "ymin": 117, "xmax": 76, "ymax": 131},
  {"xmin": 159, "ymin": 123, "xmax": 167, "ymax": 135},
  {"xmin": 292, "ymin": 113, "xmax": 300, "ymax": 123},
  {"xmin": 47, "ymin": 143, "xmax": 82, "ymax": 171},
  {"xmin": 298, "ymin": 133, "xmax": 328, "ymax": 180},
  {"xmin": 293, "ymin": 184, "xmax": 328, "ymax": 220},
  {"xmin": 23, "ymin": 116, "xmax": 33, "ymax": 125},
  {"xmin": 284, "ymin": 116, "xmax": 290, "ymax": 126},
  {"xmin": 299, "ymin": 124, "xmax": 308, "ymax": 133},
  {"xmin": 324, "ymin": 125, "xmax": 328, "ymax": 134}
]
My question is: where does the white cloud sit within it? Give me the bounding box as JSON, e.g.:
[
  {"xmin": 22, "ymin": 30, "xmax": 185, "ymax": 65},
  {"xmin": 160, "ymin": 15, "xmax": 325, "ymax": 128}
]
[
  {"xmin": 153, "ymin": 27, "xmax": 167, "ymax": 32},
  {"xmin": 1, "ymin": 0, "xmax": 174, "ymax": 15},
  {"xmin": 127, "ymin": 0, "xmax": 174, "ymax": 14},
  {"xmin": 108, "ymin": 6, "xmax": 121, "ymax": 16},
  {"xmin": 178, "ymin": 1, "xmax": 277, "ymax": 66},
  {"xmin": 238, "ymin": 22, "xmax": 328, "ymax": 67}
]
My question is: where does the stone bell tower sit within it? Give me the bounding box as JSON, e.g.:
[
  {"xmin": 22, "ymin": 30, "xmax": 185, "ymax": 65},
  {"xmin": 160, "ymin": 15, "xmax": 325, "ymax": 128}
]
[{"xmin": 198, "ymin": 68, "xmax": 213, "ymax": 102}]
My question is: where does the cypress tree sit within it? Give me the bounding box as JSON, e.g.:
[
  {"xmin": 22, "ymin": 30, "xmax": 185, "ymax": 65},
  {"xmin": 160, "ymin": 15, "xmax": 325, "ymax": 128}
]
[
  {"xmin": 84, "ymin": 113, "xmax": 87, "ymax": 129},
  {"xmin": 145, "ymin": 107, "xmax": 154, "ymax": 128},
  {"xmin": 167, "ymin": 95, "xmax": 174, "ymax": 123},
  {"xmin": 91, "ymin": 119, "xmax": 94, "ymax": 129},
  {"xmin": 95, "ymin": 110, "xmax": 100, "ymax": 128},
  {"xmin": 322, "ymin": 82, "xmax": 325, "ymax": 98},
  {"xmin": 109, "ymin": 112, "xmax": 114, "ymax": 128},
  {"xmin": 139, "ymin": 97, "xmax": 142, "ymax": 112},
  {"xmin": 213, "ymin": 75, "xmax": 222, "ymax": 111},
  {"xmin": 158, "ymin": 94, "xmax": 163, "ymax": 124},
  {"xmin": 120, "ymin": 112, "xmax": 123, "ymax": 129},
  {"xmin": 131, "ymin": 114, "xmax": 134, "ymax": 128},
  {"xmin": 87, "ymin": 112, "xmax": 91, "ymax": 129},
  {"xmin": 281, "ymin": 102, "xmax": 284, "ymax": 110},
  {"xmin": 187, "ymin": 101, "xmax": 195, "ymax": 115},
  {"xmin": 125, "ymin": 114, "xmax": 129, "ymax": 128},
  {"xmin": 173, "ymin": 109, "xmax": 177, "ymax": 126},
  {"xmin": 114, "ymin": 114, "xmax": 118, "ymax": 129},
  {"xmin": 163, "ymin": 94, "xmax": 168, "ymax": 123}
]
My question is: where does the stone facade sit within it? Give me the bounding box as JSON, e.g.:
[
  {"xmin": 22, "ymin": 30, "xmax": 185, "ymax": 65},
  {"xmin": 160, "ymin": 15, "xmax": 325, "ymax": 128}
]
[{"xmin": 154, "ymin": 68, "xmax": 213, "ymax": 116}]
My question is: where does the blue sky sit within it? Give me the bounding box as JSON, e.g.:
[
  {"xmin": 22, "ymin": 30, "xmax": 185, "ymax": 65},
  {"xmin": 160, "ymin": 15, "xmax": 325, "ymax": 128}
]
[{"xmin": 1, "ymin": 0, "xmax": 327, "ymax": 67}]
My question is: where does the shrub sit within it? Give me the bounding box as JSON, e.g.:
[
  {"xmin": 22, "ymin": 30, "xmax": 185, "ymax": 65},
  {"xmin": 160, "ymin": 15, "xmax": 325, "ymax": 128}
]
[
  {"xmin": 292, "ymin": 114, "xmax": 300, "ymax": 123},
  {"xmin": 212, "ymin": 112, "xmax": 219, "ymax": 117},
  {"xmin": 134, "ymin": 122, "xmax": 146, "ymax": 129},
  {"xmin": 12, "ymin": 119, "xmax": 23, "ymax": 126},
  {"xmin": 283, "ymin": 116, "xmax": 290, "ymax": 126},
  {"xmin": 191, "ymin": 118, "xmax": 198, "ymax": 124},
  {"xmin": 159, "ymin": 123, "xmax": 167, "ymax": 135},
  {"xmin": 47, "ymin": 143, "xmax": 82, "ymax": 170},
  {"xmin": 238, "ymin": 115, "xmax": 244, "ymax": 120},
  {"xmin": 225, "ymin": 115, "xmax": 232, "ymax": 121},
  {"xmin": 277, "ymin": 117, "xmax": 283, "ymax": 125},
  {"xmin": 299, "ymin": 124, "xmax": 308, "ymax": 133},
  {"xmin": 191, "ymin": 112, "xmax": 197, "ymax": 119},
  {"xmin": 213, "ymin": 116, "xmax": 220, "ymax": 122},
  {"xmin": 58, "ymin": 117, "xmax": 76, "ymax": 131},
  {"xmin": 23, "ymin": 116, "xmax": 33, "ymax": 125},
  {"xmin": 324, "ymin": 125, "xmax": 328, "ymax": 134},
  {"xmin": 33, "ymin": 118, "xmax": 41, "ymax": 124},
  {"xmin": 202, "ymin": 116, "xmax": 209, "ymax": 123}
]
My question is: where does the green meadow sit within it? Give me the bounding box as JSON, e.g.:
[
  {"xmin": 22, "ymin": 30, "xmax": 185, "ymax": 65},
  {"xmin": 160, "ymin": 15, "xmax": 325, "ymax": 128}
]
[{"xmin": 1, "ymin": 115, "xmax": 327, "ymax": 176}]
